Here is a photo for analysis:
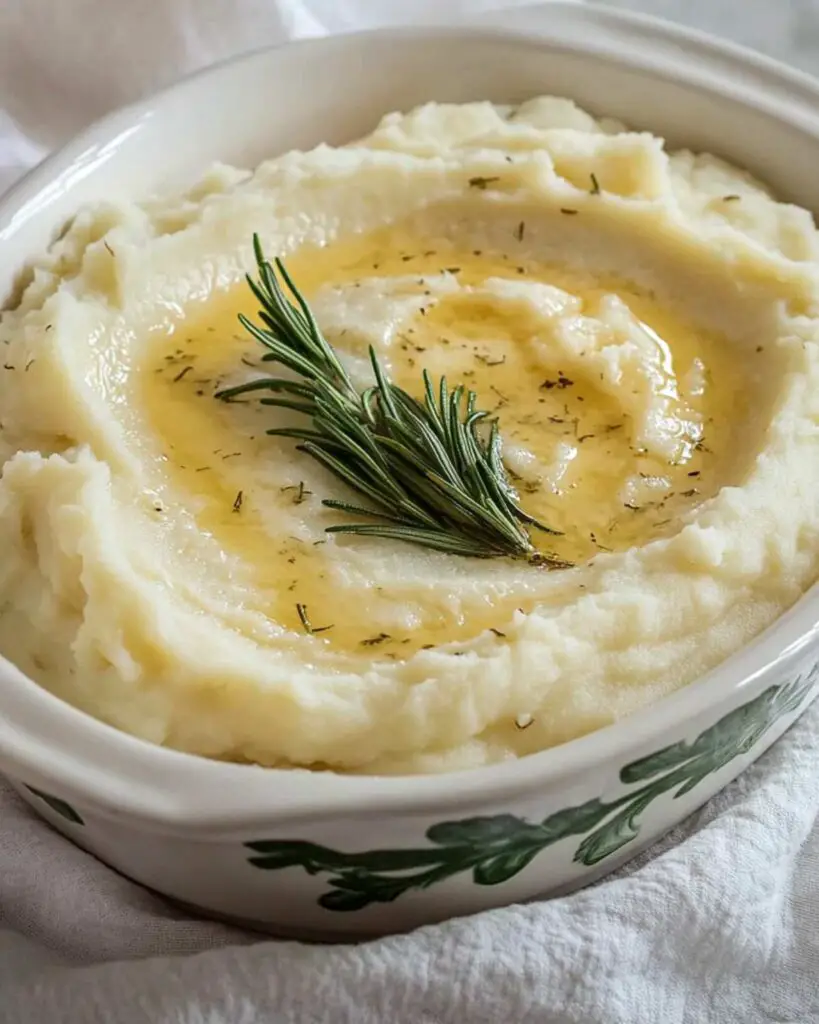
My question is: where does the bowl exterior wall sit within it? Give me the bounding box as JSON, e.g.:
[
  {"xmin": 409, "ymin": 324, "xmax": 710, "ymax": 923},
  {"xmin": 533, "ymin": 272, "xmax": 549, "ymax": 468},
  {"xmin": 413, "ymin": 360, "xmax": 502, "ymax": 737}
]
[{"xmin": 12, "ymin": 649, "xmax": 817, "ymax": 936}]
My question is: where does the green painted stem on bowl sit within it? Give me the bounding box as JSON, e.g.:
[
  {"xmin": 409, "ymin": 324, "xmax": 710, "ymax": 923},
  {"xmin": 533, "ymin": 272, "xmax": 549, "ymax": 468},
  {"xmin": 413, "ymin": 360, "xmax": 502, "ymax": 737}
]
[
  {"xmin": 245, "ymin": 670, "xmax": 816, "ymax": 912},
  {"xmin": 26, "ymin": 787, "xmax": 85, "ymax": 826}
]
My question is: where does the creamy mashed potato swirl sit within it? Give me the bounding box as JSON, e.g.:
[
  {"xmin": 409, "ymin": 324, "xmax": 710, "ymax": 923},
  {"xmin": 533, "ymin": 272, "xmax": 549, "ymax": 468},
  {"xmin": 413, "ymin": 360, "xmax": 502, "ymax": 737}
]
[{"xmin": 1, "ymin": 97, "xmax": 818, "ymax": 773}]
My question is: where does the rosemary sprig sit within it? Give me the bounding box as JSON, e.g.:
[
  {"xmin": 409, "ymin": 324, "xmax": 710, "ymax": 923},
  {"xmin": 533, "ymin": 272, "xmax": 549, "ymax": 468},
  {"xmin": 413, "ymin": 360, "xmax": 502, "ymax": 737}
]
[{"xmin": 216, "ymin": 235, "xmax": 565, "ymax": 563}]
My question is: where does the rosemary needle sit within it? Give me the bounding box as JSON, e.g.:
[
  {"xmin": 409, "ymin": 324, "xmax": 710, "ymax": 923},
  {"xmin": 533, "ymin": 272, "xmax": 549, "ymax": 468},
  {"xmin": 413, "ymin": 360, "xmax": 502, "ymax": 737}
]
[
  {"xmin": 296, "ymin": 602, "xmax": 332, "ymax": 634},
  {"xmin": 217, "ymin": 235, "xmax": 567, "ymax": 565}
]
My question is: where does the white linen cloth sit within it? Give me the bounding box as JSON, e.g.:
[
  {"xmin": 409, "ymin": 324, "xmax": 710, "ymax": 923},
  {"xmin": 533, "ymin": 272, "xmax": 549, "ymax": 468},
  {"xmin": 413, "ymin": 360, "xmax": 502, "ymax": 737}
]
[{"xmin": 0, "ymin": 2, "xmax": 818, "ymax": 1021}]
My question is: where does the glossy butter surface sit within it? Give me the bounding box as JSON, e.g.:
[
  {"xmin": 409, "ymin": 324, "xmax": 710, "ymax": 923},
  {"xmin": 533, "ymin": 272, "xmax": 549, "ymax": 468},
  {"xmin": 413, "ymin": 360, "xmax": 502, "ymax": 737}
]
[{"xmin": 138, "ymin": 220, "xmax": 743, "ymax": 655}]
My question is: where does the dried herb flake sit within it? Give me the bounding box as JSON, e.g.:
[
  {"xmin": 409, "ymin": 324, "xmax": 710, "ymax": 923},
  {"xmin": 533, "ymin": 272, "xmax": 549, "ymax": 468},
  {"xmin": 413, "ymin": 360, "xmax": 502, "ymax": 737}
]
[
  {"xmin": 468, "ymin": 176, "xmax": 500, "ymax": 190},
  {"xmin": 361, "ymin": 633, "xmax": 391, "ymax": 647}
]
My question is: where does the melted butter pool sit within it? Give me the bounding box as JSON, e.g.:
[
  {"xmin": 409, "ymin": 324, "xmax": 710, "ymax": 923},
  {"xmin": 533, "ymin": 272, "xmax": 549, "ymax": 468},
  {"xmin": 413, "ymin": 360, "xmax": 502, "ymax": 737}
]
[{"xmin": 135, "ymin": 220, "xmax": 748, "ymax": 655}]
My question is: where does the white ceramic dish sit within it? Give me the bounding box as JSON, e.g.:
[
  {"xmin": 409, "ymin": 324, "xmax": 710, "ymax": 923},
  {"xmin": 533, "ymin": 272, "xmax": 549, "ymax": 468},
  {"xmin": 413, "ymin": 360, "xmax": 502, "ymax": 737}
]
[{"xmin": 1, "ymin": 2, "xmax": 819, "ymax": 939}]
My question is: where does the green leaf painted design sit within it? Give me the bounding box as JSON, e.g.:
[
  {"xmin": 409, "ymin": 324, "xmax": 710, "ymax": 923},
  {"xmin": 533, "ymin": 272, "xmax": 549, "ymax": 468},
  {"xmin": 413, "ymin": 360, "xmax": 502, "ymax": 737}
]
[
  {"xmin": 472, "ymin": 846, "xmax": 543, "ymax": 885},
  {"xmin": 26, "ymin": 787, "xmax": 85, "ymax": 826},
  {"xmin": 426, "ymin": 814, "xmax": 534, "ymax": 845},
  {"xmin": 246, "ymin": 670, "xmax": 817, "ymax": 911},
  {"xmin": 574, "ymin": 789, "xmax": 655, "ymax": 866}
]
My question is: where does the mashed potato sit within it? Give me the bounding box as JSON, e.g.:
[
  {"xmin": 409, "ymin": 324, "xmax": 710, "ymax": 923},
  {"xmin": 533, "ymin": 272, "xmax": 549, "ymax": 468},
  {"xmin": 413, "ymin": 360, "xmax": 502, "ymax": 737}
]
[{"xmin": 1, "ymin": 96, "xmax": 818, "ymax": 773}]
